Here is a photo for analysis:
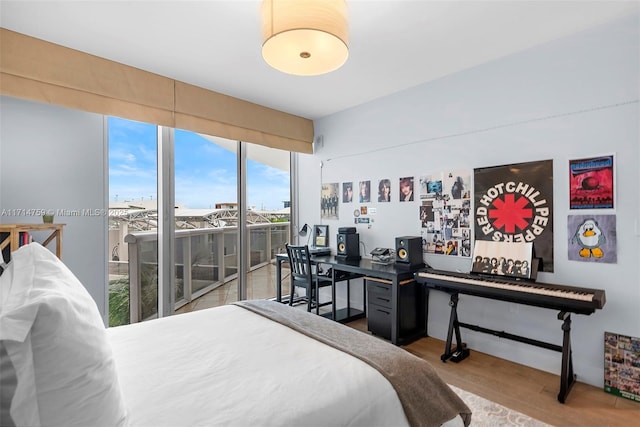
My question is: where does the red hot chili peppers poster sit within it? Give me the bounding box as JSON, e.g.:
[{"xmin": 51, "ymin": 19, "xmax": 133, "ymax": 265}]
[{"xmin": 474, "ymin": 160, "xmax": 554, "ymax": 272}]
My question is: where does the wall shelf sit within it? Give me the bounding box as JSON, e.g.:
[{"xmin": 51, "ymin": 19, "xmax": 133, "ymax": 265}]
[{"xmin": 0, "ymin": 223, "xmax": 65, "ymax": 259}]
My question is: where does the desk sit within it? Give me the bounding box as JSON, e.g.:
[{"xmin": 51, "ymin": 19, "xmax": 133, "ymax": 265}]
[{"xmin": 275, "ymin": 254, "xmax": 427, "ymax": 345}]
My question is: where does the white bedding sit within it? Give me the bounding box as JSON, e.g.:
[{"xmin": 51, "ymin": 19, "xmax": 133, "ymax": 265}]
[
  {"xmin": 108, "ymin": 305, "xmax": 465, "ymax": 427},
  {"xmin": 1, "ymin": 243, "xmax": 466, "ymax": 426}
]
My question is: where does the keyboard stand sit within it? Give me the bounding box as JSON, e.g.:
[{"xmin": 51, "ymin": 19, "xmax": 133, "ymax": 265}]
[
  {"xmin": 442, "ymin": 293, "xmax": 469, "ymax": 363},
  {"xmin": 441, "ymin": 292, "xmax": 576, "ymax": 403}
]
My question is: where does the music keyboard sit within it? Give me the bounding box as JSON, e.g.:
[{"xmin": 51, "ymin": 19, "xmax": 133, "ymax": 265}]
[{"xmin": 415, "ymin": 268, "xmax": 606, "ymax": 315}]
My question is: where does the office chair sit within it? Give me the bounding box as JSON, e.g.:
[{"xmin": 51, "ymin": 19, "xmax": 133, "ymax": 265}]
[{"xmin": 285, "ymin": 244, "xmax": 333, "ymax": 314}]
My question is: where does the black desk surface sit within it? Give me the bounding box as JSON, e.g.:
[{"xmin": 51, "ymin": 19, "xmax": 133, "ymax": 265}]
[
  {"xmin": 276, "ymin": 252, "xmax": 422, "ymax": 279},
  {"xmin": 309, "ymin": 255, "xmax": 422, "ymax": 280}
]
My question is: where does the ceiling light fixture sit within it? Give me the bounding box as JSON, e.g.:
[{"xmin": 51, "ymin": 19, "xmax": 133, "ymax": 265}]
[{"xmin": 261, "ymin": 0, "xmax": 349, "ymax": 76}]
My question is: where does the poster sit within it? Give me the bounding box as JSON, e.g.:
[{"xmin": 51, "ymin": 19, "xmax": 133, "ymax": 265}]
[
  {"xmin": 420, "ymin": 170, "xmax": 472, "ymax": 257},
  {"xmin": 568, "ymin": 214, "xmax": 617, "ymax": 263},
  {"xmin": 321, "ymin": 183, "xmax": 339, "ymax": 219},
  {"xmin": 342, "ymin": 182, "xmax": 353, "ymax": 203},
  {"xmin": 569, "ymin": 155, "xmax": 614, "ymax": 209},
  {"xmin": 377, "ymin": 178, "xmax": 392, "ymax": 202},
  {"xmin": 399, "ymin": 176, "xmax": 415, "ymax": 202},
  {"xmin": 471, "ymin": 241, "xmax": 534, "ymax": 279},
  {"xmin": 358, "ymin": 180, "xmax": 371, "ymax": 203},
  {"xmin": 474, "ymin": 160, "xmax": 554, "ymax": 272},
  {"xmin": 605, "ymin": 332, "xmax": 640, "ymax": 402}
]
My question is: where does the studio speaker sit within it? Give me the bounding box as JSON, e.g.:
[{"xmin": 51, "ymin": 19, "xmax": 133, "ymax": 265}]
[
  {"xmin": 336, "ymin": 232, "xmax": 360, "ymax": 260},
  {"xmin": 395, "ymin": 236, "xmax": 423, "ymax": 267}
]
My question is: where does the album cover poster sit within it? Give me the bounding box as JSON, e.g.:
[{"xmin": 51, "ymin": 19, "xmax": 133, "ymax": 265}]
[
  {"xmin": 420, "ymin": 170, "xmax": 472, "ymax": 257},
  {"xmin": 474, "ymin": 160, "xmax": 554, "ymax": 272},
  {"xmin": 604, "ymin": 332, "xmax": 640, "ymax": 402},
  {"xmin": 321, "ymin": 183, "xmax": 339, "ymax": 219},
  {"xmin": 568, "ymin": 214, "xmax": 617, "ymax": 263},
  {"xmin": 399, "ymin": 176, "xmax": 415, "ymax": 202},
  {"xmin": 377, "ymin": 178, "xmax": 392, "ymax": 202},
  {"xmin": 569, "ymin": 155, "xmax": 614, "ymax": 209},
  {"xmin": 471, "ymin": 241, "xmax": 533, "ymax": 279},
  {"xmin": 342, "ymin": 182, "xmax": 354, "ymax": 203},
  {"xmin": 358, "ymin": 180, "xmax": 371, "ymax": 203}
]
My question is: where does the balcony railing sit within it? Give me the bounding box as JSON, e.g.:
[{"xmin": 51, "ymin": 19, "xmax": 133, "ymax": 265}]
[{"xmin": 122, "ymin": 222, "xmax": 290, "ymax": 323}]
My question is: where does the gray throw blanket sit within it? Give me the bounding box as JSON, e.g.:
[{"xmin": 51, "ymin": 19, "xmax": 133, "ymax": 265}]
[{"xmin": 234, "ymin": 300, "xmax": 471, "ymax": 427}]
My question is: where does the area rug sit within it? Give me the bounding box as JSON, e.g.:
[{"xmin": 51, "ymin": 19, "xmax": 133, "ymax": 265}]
[{"xmin": 449, "ymin": 385, "xmax": 553, "ymax": 427}]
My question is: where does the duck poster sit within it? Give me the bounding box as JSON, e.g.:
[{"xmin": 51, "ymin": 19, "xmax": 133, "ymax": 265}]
[
  {"xmin": 569, "ymin": 155, "xmax": 614, "ymax": 209},
  {"xmin": 474, "ymin": 160, "xmax": 554, "ymax": 272},
  {"xmin": 568, "ymin": 214, "xmax": 617, "ymax": 264}
]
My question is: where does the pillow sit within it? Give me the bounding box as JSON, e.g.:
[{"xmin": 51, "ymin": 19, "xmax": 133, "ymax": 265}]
[
  {"xmin": 0, "ymin": 243, "xmax": 128, "ymax": 427},
  {"xmin": 1, "ymin": 261, "xmax": 18, "ymax": 427}
]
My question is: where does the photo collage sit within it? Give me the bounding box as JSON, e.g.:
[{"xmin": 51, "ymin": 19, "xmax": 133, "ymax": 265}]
[{"xmin": 419, "ymin": 170, "xmax": 472, "ymax": 257}]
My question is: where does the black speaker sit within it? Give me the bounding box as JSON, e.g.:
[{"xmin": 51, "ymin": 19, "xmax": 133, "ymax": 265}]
[
  {"xmin": 395, "ymin": 236, "xmax": 423, "ymax": 267},
  {"xmin": 336, "ymin": 232, "xmax": 360, "ymax": 260}
]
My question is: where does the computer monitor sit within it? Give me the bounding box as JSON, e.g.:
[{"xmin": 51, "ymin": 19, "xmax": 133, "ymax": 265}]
[{"xmin": 312, "ymin": 225, "xmax": 329, "ymax": 248}]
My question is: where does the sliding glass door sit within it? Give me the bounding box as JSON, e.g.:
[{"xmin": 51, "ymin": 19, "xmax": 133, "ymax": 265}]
[
  {"xmin": 174, "ymin": 131, "xmax": 238, "ymax": 308},
  {"xmin": 108, "ymin": 118, "xmax": 291, "ymax": 324}
]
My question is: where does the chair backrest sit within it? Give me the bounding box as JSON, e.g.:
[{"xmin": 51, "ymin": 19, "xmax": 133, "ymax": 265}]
[{"xmin": 285, "ymin": 244, "xmax": 313, "ymax": 283}]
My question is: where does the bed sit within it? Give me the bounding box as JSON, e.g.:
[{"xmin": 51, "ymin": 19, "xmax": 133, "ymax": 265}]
[{"xmin": 0, "ymin": 243, "xmax": 471, "ymax": 427}]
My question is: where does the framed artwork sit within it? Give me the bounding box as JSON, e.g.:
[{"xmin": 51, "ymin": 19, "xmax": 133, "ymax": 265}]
[
  {"xmin": 313, "ymin": 224, "xmax": 329, "ymax": 247},
  {"xmin": 569, "ymin": 154, "xmax": 614, "ymax": 209}
]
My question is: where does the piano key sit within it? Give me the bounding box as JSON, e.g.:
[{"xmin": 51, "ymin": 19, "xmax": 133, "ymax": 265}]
[{"xmin": 415, "ymin": 268, "xmax": 605, "ymax": 314}]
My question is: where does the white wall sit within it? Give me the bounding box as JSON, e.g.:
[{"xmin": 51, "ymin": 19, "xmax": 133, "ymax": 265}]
[
  {"xmin": 0, "ymin": 96, "xmax": 108, "ymax": 323},
  {"xmin": 298, "ymin": 12, "xmax": 639, "ymax": 387}
]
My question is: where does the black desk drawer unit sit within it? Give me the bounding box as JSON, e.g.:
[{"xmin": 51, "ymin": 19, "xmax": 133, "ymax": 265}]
[{"xmin": 366, "ymin": 278, "xmax": 419, "ymax": 340}]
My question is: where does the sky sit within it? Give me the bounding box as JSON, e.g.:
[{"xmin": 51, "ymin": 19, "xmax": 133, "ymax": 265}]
[{"xmin": 108, "ymin": 117, "xmax": 290, "ymax": 211}]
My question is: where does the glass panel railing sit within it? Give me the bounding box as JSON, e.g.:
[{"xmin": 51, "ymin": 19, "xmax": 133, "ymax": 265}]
[
  {"xmin": 270, "ymin": 224, "xmax": 289, "ymax": 260},
  {"xmin": 140, "ymin": 239, "xmax": 159, "ymax": 320},
  {"xmin": 191, "ymin": 233, "xmax": 219, "ymax": 293},
  {"xmin": 223, "ymin": 230, "xmax": 238, "ymax": 279},
  {"xmin": 249, "ymin": 226, "xmax": 268, "ymax": 268},
  {"xmin": 175, "ymin": 235, "xmax": 185, "ymax": 303},
  {"xmin": 123, "ymin": 223, "xmax": 289, "ymax": 322}
]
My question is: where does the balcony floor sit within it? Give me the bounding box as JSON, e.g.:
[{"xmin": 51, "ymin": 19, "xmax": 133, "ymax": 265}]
[{"xmin": 176, "ymin": 261, "xmax": 292, "ymax": 314}]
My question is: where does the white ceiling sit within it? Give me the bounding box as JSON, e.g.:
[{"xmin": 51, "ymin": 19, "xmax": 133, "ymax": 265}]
[{"xmin": 1, "ymin": 1, "xmax": 637, "ymax": 120}]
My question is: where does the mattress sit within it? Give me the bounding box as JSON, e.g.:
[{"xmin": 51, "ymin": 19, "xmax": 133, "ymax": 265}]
[{"xmin": 107, "ymin": 304, "xmax": 466, "ymax": 427}]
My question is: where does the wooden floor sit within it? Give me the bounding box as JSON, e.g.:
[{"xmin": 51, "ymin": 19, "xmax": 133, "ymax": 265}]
[{"xmin": 347, "ymin": 317, "xmax": 640, "ymax": 427}]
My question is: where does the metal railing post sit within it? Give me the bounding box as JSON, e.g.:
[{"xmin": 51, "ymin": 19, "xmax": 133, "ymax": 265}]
[{"xmin": 125, "ymin": 234, "xmax": 141, "ymax": 323}]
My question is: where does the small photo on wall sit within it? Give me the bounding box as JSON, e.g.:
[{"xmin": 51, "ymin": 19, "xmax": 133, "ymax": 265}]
[
  {"xmin": 399, "ymin": 176, "xmax": 414, "ymax": 202},
  {"xmin": 568, "ymin": 214, "xmax": 617, "ymax": 263},
  {"xmin": 420, "ymin": 175, "xmax": 442, "ymax": 200}
]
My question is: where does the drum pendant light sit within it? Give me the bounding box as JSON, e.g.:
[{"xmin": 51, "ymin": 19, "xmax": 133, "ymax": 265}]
[{"xmin": 261, "ymin": 0, "xmax": 349, "ymax": 76}]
